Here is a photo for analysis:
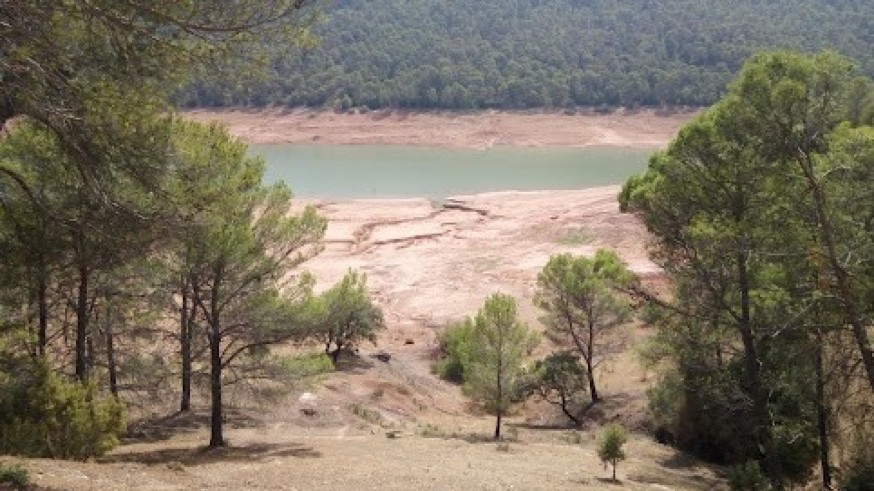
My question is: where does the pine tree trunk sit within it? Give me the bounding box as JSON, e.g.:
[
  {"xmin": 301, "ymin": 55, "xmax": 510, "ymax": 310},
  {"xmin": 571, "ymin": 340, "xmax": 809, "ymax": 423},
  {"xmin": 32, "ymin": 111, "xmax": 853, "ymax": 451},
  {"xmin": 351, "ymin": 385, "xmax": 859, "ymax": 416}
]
[
  {"xmin": 736, "ymin": 253, "xmax": 782, "ymax": 485},
  {"xmin": 797, "ymin": 154, "xmax": 874, "ymax": 394},
  {"xmin": 37, "ymin": 265, "xmax": 48, "ymax": 356},
  {"xmin": 106, "ymin": 313, "xmax": 118, "ymax": 397},
  {"xmin": 209, "ymin": 320, "xmax": 223, "ymax": 447},
  {"xmin": 584, "ymin": 356, "xmax": 599, "ymax": 403},
  {"xmin": 814, "ymin": 331, "xmax": 831, "ymax": 488},
  {"xmin": 75, "ymin": 263, "xmax": 90, "ymax": 382},
  {"xmin": 180, "ymin": 282, "xmax": 192, "ymax": 412},
  {"xmin": 208, "ymin": 273, "xmax": 224, "ymax": 448},
  {"xmin": 585, "ymin": 321, "xmax": 599, "ymax": 402},
  {"xmin": 559, "ymin": 393, "xmax": 581, "ymax": 426}
]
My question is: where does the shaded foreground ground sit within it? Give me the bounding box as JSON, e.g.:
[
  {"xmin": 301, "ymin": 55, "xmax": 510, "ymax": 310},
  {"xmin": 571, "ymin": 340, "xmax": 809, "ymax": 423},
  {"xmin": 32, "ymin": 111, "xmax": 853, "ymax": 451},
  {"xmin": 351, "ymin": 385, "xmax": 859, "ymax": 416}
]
[
  {"xmin": 10, "ymin": 423, "xmax": 724, "ymax": 490},
  {"xmin": 184, "ymin": 107, "xmax": 697, "ymax": 149}
]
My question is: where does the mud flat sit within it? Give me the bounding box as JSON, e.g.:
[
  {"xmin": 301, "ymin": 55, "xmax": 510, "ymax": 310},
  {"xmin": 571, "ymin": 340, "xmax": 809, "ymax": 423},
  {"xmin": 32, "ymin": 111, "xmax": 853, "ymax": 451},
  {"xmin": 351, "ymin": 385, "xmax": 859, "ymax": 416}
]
[{"xmin": 184, "ymin": 107, "xmax": 697, "ymax": 149}]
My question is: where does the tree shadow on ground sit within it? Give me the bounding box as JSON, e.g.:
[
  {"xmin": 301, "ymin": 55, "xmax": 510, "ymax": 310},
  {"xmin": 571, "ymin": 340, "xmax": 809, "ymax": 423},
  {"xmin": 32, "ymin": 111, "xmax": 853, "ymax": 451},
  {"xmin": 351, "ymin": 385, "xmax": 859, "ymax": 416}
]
[
  {"xmin": 99, "ymin": 441, "xmax": 321, "ymax": 466},
  {"xmin": 512, "ymin": 393, "xmax": 633, "ymax": 432},
  {"xmin": 580, "ymin": 393, "xmax": 636, "ymax": 425},
  {"xmin": 659, "ymin": 450, "xmax": 700, "ymax": 470},
  {"xmin": 124, "ymin": 408, "xmax": 261, "ymax": 444},
  {"xmin": 594, "ymin": 477, "xmax": 623, "ymax": 485},
  {"xmin": 333, "ymin": 353, "xmax": 375, "ymax": 374},
  {"xmin": 507, "ymin": 421, "xmax": 578, "ymax": 432}
]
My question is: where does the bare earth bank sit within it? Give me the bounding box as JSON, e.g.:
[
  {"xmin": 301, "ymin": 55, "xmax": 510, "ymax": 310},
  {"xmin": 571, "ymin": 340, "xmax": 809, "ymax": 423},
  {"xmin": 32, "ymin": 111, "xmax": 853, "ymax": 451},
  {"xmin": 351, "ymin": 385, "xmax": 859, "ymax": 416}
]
[{"xmin": 183, "ymin": 107, "xmax": 697, "ymax": 149}]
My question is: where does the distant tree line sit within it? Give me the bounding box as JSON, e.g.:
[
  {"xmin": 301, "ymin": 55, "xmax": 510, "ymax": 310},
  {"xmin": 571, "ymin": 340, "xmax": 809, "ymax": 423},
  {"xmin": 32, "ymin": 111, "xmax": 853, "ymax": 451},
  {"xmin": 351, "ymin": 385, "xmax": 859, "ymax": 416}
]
[{"xmin": 176, "ymin": 0, "xmax": 874, "ymax": 110}]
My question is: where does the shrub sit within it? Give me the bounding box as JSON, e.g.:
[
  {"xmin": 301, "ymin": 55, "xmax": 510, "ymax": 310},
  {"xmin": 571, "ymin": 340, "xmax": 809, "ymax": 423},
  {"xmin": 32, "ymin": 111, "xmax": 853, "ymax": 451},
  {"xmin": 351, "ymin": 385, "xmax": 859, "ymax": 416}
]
[
  {"xmin": 526, "ymin": 351, "xmax": 589, "ymax": 425},
  {"xmin": 598, "ymin": 423, "xmax": 628, "ymax": 482},
  {"xmin": 349, "ymin": 403, "xmax": 383, "ymax": 426},
  {"xmin": 419, "ymin": 424, "xmax": 447, "ymax": 438},
  {"xmin": 0, "ymin": 464, "xmax": 28, "ymax": 489},
  {"xmin": 434, "ymin": 319, "xmax": 474, "ymax": 383},
  {"xmin": 0, "ymin": 364, "xmax": 125, "ymax": 460},
  {"xmin": 279, "ymin": 352, "xmax": 335, "ymax": 379},
  {"xmin": 841, "ymin": 451, "xmax": 874, "ymax": 491},
  {"xmin": 727, "ymin": 461, "xmax": 770, "ymax": 491}
]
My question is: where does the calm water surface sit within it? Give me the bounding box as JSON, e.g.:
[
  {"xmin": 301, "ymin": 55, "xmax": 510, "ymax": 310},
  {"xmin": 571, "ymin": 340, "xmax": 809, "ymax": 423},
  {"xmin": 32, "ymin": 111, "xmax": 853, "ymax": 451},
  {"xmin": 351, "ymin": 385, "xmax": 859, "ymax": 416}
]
[{"xmin": 250, "ymin": 144, "xmax": 651, "ymax": 200}]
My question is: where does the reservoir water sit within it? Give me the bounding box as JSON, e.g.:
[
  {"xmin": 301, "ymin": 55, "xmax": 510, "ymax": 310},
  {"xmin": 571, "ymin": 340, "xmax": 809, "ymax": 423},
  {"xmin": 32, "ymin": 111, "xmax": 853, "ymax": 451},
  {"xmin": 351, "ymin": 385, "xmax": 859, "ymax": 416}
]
[{"xmin": 250, "ymin": 144, "xmax": 652, "ymax": 200}]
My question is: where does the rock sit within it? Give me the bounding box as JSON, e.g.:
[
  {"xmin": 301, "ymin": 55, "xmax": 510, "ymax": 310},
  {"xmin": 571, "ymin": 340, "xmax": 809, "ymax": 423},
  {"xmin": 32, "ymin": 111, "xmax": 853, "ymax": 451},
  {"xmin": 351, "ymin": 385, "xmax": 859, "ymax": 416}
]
[
  {"xmin": 404, "ymin": 338, "xmax": 415, "ymax": 345},
  {"xmin": 374, "ymin": 351, "xmax": 392, "ymax": 363},
  {"xmin": 301, "ymin": 408, "xmax": 317, "ymax": 417}
]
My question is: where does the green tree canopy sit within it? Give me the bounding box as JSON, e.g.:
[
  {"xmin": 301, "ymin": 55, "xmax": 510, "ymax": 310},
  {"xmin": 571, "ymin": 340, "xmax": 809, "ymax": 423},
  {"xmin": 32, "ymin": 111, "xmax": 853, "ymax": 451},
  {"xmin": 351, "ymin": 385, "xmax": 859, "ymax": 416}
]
[
  {"xmin": 534, "ymin": 250, "xmax": 633, "ymax": 403},
  {"xmin": 315, "ymin": 269, "xmax": 386, "ymax": 364},
  {"xmin": 620, "ymin": 50, "xmax": 874, "ymax": 487},
  {"xmin": 464, "ymin": 293, "xmax": 538, "ymax": 440}
]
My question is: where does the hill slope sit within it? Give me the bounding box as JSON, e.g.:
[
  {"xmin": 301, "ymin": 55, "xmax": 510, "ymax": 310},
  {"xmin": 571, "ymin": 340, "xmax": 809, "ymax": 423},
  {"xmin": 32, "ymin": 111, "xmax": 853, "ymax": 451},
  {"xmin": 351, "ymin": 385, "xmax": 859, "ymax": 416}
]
[{"xmin": 178, "ymin": 0, "xmax": 874, "ymax": 109}]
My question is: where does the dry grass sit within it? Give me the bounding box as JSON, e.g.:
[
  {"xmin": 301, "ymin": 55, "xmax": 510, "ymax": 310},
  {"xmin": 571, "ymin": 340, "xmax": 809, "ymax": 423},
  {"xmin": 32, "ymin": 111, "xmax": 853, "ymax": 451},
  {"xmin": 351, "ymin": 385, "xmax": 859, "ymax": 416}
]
[{"xmin": 13, "ymin": 419, "xmax": 725, "ymax": 491}]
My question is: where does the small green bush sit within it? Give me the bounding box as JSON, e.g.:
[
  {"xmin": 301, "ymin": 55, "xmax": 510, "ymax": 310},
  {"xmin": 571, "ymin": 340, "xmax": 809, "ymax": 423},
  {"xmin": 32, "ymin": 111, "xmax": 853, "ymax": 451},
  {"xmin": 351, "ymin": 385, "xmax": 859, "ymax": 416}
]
[
  {"xmin": 0, "ymin": 364, "xmax": 125, "ymax": 460},
  {"xmin": 419, "ymin": 424, "xmax": 446, "ymax": 438},
  {"xmin": 598, "ymin": 423, "xmax": 628, "ymax": 481},
  {"xmin": 435, "ymin": 320, "xmax": 474, "ymax": 383},
  {"xmin": 349, "ymin": 403, "xmax": 383, "ymax": 425},
  {"xmin": 727, "ymin": 461, "xmax": 771, "ymax": 491},
  {"xmin": 279, "ymin": 352, "xmax": 335, "ymax": 379},
  {"xmin": 0, "ymin": 464, "xmax": 28, "ymax": 489},
  {"xmin": 841, "ymin": 453, "xmax": 874, "ymax": 491}
]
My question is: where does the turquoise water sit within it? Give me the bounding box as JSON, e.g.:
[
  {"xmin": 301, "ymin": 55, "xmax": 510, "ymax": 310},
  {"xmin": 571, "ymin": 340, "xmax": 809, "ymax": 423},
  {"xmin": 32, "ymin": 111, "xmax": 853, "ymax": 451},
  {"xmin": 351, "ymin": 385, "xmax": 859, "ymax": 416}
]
[{"xmin": 250, "ymin": 144, "xmax": 651, "ymax": 199}]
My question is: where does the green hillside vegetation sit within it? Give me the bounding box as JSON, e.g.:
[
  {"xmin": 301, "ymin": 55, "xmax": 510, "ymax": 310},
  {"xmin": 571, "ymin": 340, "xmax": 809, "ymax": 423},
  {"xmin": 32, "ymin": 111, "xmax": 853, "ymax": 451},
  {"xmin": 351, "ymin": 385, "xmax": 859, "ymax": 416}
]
[{"xmin": 177, "ymin": 0, "xmax": 874, "ymax": 109}]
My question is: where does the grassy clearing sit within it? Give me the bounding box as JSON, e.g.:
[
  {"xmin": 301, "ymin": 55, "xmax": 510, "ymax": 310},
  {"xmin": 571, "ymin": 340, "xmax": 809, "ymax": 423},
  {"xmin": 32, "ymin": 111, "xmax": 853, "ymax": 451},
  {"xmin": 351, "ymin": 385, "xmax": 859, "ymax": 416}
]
[{"xmin": 556, "ymin": 227, "xmax": 594, "ymax": 246}]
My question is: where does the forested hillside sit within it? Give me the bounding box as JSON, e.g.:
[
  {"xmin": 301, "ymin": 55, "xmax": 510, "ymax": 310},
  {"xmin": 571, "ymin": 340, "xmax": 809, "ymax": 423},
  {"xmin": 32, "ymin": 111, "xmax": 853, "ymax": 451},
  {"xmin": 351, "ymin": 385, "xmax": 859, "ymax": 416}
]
[{"xmin": 178, "ymin": 0, "xmax": 874, "ymax": 109}]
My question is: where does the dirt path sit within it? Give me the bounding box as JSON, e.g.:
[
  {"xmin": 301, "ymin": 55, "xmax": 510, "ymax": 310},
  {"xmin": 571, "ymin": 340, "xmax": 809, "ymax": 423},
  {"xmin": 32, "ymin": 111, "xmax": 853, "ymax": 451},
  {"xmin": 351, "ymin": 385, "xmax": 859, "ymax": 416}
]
[{"xmin": 183, "ymin": 107, "xmax": 697, "ymax": 149}]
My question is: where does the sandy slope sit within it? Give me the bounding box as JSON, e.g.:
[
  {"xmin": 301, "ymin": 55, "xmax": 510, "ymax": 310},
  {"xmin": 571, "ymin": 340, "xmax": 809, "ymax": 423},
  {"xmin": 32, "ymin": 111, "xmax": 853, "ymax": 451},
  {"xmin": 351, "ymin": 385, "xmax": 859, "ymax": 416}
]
[
  {"xmin": 183, "ymin": 107, "xmax": 697, "ymax": 149},
  {"xmin": 303, "ymin": 186, "xmax": 656, "ymax": 336}
]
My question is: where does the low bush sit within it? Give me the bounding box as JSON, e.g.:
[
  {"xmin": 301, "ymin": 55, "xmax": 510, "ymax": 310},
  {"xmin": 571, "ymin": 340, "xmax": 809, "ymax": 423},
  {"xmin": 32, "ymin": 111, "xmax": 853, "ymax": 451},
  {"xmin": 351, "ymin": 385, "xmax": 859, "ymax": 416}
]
[
  {"xmin": 841, "ymin": 450, "xmax": 874, "ymax": 491},
  {"xmin": 727, "ymin": 461, "xmax": 770, "ymax": 491},
  {"xmin": 0, "ymin": 464, "xmax": 28, "ymax": 489},
  {"xmin": 0, "ymin": 363, "xmax": 125, "ymax": 460},
  {"xmin": 279, "ymin": 352, "xmax": 335, "ymax": 379},
  {"xmin": 434, "ymin": 320, "xmax": 474, "ymax": 383}
]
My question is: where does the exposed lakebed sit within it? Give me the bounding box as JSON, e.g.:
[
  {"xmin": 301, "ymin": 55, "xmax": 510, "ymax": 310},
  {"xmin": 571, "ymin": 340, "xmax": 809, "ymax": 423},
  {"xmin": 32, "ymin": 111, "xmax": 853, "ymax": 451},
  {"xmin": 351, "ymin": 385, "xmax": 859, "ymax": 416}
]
[{"xmin": 250, "ymin": 144, "xmax": 652, "ymax": 199}]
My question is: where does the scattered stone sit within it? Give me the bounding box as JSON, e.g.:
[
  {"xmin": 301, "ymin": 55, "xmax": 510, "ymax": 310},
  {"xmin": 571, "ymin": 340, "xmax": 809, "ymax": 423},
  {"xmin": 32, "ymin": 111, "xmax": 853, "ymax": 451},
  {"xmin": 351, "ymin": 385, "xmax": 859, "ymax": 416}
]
[
  {"xmin": 385, "ymin": 429, "xmax": 402, "ymax": 439},
  {"xmin": 374, "ymin": 351, "xmax": 392, "ymax": 363},
  {"xmin": 404, "ymin": 338, "xmax": 415, "ymax": 345},
  {"xmin": 301, "ymin": 408, "xmax": 317, "ymax": 417}
]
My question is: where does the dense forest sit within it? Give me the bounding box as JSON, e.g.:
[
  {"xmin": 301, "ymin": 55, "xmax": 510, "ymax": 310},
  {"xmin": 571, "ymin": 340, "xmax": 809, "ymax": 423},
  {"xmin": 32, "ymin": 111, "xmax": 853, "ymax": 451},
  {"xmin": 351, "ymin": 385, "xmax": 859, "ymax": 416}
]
[{"xmin": 177, "ymin": 0, "xmax": 874, "ymax": 109}]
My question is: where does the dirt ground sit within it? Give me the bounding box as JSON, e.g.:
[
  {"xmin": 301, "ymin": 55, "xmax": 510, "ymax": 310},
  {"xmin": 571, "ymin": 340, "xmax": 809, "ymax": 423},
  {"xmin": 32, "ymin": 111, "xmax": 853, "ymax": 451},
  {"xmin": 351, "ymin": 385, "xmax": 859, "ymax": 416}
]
[
  {"xmin": 183, "ymin": 107, "xmax": 697, "ymax": 149},
  {"xmin": 1, "ymin": 112, "xmax": 726, "ymax": 490}
]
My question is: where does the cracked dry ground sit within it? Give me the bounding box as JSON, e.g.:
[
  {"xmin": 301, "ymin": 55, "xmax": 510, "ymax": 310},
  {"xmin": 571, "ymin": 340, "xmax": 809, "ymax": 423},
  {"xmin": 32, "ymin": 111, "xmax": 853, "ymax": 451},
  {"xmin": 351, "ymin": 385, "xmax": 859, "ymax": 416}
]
[
  {"xmin": 305, "ymin": 185, "xmax": 657, "ymax": 337},
  {"xmin": 293, "ymin": 185, "xmax": 663, "ymax": 423}
]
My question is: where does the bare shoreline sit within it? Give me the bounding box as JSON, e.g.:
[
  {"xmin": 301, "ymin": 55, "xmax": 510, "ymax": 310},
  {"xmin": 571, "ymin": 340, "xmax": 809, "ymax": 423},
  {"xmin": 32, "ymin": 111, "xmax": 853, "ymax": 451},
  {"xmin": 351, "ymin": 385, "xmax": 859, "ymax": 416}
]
[
  {"xmin": 185, "ymin": 109, "xmax": 667, "ymax": 320},
  {"xmin": 183, "ymin": 107, "xmax": 698, "ymax": 150}
]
